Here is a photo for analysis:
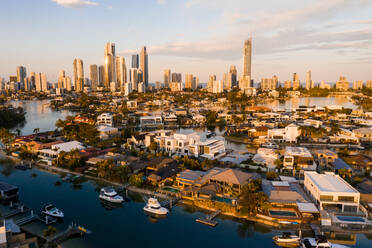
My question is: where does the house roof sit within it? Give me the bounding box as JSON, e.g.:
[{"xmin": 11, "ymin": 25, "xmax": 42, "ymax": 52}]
[
  {"xmin": 268, "ymin": 190, "xmax": 306, "ymax": 203},
  {"xmin": 296, "ymin": 202, "xmax": 319, "ymax": 213},
  {"xmin": 210, "ymin": 169, "xmax": 257, "ymax": 185}
]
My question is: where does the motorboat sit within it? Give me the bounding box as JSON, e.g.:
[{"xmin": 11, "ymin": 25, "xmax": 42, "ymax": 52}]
[
  {"xmin": 42, "ymin": 204, "xmax": 64, "ymax": 218},
  {"xmin": 143, "ymin": 198, "xmax": 169, "ymax": 215},
  {"xmin": 302, "ymin": 236, "xmax": 349, "ymax": 248},
  {"xmin": 99, "ymin": 187, "xmax": 124, "ymax": 203},
  {"xmin": 273, "ymin": 232, "xmax": 300, "ymax": 244}
]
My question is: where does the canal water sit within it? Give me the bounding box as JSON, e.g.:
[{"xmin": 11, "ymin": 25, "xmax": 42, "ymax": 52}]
[{"xmin": 0, "ymin": 166, "xmax": 371, "ymax": 248}]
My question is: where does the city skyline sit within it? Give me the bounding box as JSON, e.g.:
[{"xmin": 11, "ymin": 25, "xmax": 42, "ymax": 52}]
[{"xmin": 1, "ymin": 0, "xmax": 372, "ymax": 83}]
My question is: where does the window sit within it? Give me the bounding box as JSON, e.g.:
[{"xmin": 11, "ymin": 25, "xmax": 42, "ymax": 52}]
[
  {"xmin": 320, "ymin": 195, "xmax": 333, "ymax": 201},
  {"xmin": 338, "ymin": 196, "xmax": 355, "ymax": 202}
]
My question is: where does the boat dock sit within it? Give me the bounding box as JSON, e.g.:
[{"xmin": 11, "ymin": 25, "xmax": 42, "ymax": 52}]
[
  {"xmin": 46, "ymin": 224, "xmax": 90, "ymax": 246},
  {"xmin": 196, "ymin": 210, "xmax": 221, "ymax": 227}
]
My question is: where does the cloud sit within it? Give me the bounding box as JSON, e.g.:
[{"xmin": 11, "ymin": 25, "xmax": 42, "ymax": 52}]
[{"xmin": 52, "ymin": 0, "xmax": 98, "ymax": 8}]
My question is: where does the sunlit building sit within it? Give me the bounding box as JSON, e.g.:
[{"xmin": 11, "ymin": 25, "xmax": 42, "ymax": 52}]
[{"xmin": 104, "ymin": 42, "xmax": 116, "ymax": 88}]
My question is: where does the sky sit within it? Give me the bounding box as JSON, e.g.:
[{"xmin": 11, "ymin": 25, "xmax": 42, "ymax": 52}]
[{"xmin": 1, "ymin": 0, "xmax": 372, "ymax": 84}]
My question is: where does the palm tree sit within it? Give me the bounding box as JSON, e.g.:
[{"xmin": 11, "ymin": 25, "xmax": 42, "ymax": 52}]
[
  {"xmin": 15, "ymin": 128, "xmax": 21, "ymax": 136},
  {"xmin": 33, "ymin": 128, "xmax": 40, "ymax": 136}
]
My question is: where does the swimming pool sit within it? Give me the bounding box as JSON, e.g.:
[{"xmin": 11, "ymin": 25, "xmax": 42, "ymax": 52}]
[
  {"xmin": 212, "ymin": 196, "xmax": 233, "ymax": 204},
  {"xmin": 269, "ymin": 210, "xmax": 297, "ymax": 217},
  {"xmin": 336, "ymin": 216, "xmax": 365, "ymax": 223},
  {"xmin": 162, "ymin": 187, "xmax": 180, "ymax": 193}
]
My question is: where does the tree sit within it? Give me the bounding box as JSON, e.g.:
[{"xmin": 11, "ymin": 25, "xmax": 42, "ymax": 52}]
[
  {"xmin": 43, "ymin": 226, "xmax": 56, "ymax": 237},
  {"xmin": 266, "ymin": 171, "xmax": 278, "ymax": 180},
  {"xmin": 149, "ymin": 141, "xmax": 158, "ymax": 152},
  {"xmin": 0, "ymin": 128, "xmax": 15, "ymax": 150},
  {"xmin": 33, "ymin": 128, "xmax": 40, "ymax": 135},
  {"xmin": 129, "ymin": 173, "xmax": 144, "ymax": 187}
]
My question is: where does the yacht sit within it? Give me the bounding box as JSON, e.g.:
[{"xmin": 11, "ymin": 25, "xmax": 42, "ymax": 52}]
[
  {"xmin": 42, "ymin": 204, "xmax": 64, "ymax": 218},
  {"xmin": 99, "ymin": 187, "xmax": 124, "ymax": 203},
  {"xmin": 302, "ymin": 236, "xmax": 349, "ymax": 248},
  {"xmin": 143, "ymin": 198, "xmax": 169, "ymax": 215},
  {"xmin": 273, "ymin": 232, "xmax": 300, "ymax": 245}
]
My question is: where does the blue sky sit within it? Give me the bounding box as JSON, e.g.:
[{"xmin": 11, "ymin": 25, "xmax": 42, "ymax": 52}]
[{"xmin": 1, "ymin": 0, "xmax": 372, "ymax": 83}]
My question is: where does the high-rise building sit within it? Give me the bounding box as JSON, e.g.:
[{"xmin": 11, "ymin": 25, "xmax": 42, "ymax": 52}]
[
  {"xmin": 16, "ymin": 66, "xmax": 27, "ymax": 83},
  {"xmin": 193, "ymin": 77, "xmax": 199, "ymax": 90},
  {"xmin": 131, "ymin": 54, "xmax": 139, "ymax": 68},
  {"xmin": 224, "ymin": 72, "xmax": 234, "ymax": 91},
  {"xmin": 171, "ymin": 73, "xmax": 182, "ymax": 83},
  {"xmin": 185, "ymin": 73, "xmax": 194, "ymax": 89},
  {"xmin": 240, "ymin": 38, "xmax": 253, "ymax": 93},
  {"xmin": 163, "ymin": 69, "xmax": 171, "ymax": 88},
  {"xmin": 30, "ymin": 72, "xmax": 35, "ymax": 89},
  {"xmin": 73, "ymin": 58, "xmax": 84, "ymax": 92},
  {"xmin": 261, "ymin": 76, "xmax": 278, "ymax": 91},
  {"xmin": 292, "ymin": 73, "xmax": 300, "ymax": 90},
  {"xmin": 104, "ymin": 42, "xmax": 116, "ymax": 88},
  {"xmin": 284, "ymin": 80, "xmax": 292, "ymax": 89},
  {"xmin": 124, "ymin": 82, "xmax": 132, "ymax": 96},
  {"xmin": 336, "ymin": 76, "xmax": 349, "ymax": 91},
  {"xmin": 90, "ymin": 65, "xmax": 98, "ymax": 91},
  {"xmin": 207, "ymin": 75, "xmax": 216, "ymax": 92},
  {"xmin": 58, "ymin": 70, "xmax": 65, "ymax": 88},
  {"xmin": 320, "ymin": 80, "xmax": 331, "ymax": 89},
  {"xmin": 140, "ymin": 46, "xmax": 148, "ymax": 87},
  {"xmin": 306, "ymin": 70, "xmax": 313, "ymax": 90},
  {"xmin": 98, "ymin": 65, "xmax": 104, "ymax": 86},
  {"xmin": 116, "ymin": 56, "xmax": 127, "ymax": 92},
  {"xmin": 229, "ymin": 65, "xmax": 237, "ymax": 87},
  {"xmin": 64, "ymin": 77, "xmax": 72, "ymax": 91},
  {"xmin": 353, "ymin": 80, "xmax": 363, "ymax": 90},
  {"xmin": 243, "ymin": 38, "xmax": 252, "ymax": 78},
  {"xmin": 130, "ymin": 68, "xmax": 139, "ymax": 91},
  {"xmin": 35, "ymin": 73, "xmax": 47, "ymax": 92},
  {"xmin": 212, "ymin": 80, "xmax": 224, "ymax": 94},
  {"xmin": 366, "ymin": 80, "xmax": 372, "ymax": 88},
  {"xmin": 170, "ymin": 82, "xmax": 182, "ymax": 92}
]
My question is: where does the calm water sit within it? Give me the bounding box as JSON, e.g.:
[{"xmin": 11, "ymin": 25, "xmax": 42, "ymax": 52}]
[
  {"xmin": 0, "ymin": 166, "xmax": 371, "ymax": 248},
  {"xmin": 261, "ymin": 96, "xmax": 357, "ymax": 111},
  {"xmin": 10, "ymin": 100, "xmax": 73, "ymax": 135}
]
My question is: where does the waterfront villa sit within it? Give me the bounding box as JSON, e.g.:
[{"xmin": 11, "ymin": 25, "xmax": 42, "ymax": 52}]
[
  {"xmin": 267, "ymin": 123, "xmax": 300, "ymax": 143},
  {"xmin": 38, "ymin": 141, "xmax": 85, "ymax": 163},
  {"xmin": 304, "ymin": 171, "xmax": 360, "ymax": 213},
  {"xmin": 252, "ymin": 148, "xmax": 279, "ymax": 170},
  {"xmin": 176, "ymin": 168, "xmax": 259, "ymax": 199}
]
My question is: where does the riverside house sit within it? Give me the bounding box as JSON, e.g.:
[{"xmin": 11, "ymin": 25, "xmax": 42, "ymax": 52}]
[{"xmin": 175, "ymin": 168, "xmax": 259, "ymax": 200}]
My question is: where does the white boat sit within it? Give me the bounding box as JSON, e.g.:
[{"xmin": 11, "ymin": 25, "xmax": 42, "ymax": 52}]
[
  {"xmin": 143, "ymin": 198, "xmax": 169, "ymax": 215},
  {"xmin": 42, "ymin": 204, "xmax": 64, "ymax": 218},
  {"xmin": 273, "ymin": 232, "xmax": 301, "ymax": 244},
  {"xmin": 99, "ymin": 187, "xmax": 124, "ymax": 203},
  {"xmin": 302, "ymin": 236, "xmax": 349, "ymax": 248}
]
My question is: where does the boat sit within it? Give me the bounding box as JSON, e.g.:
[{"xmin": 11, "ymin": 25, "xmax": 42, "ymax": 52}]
[
  {"xmin": 99, "ymin": 187, "xmax": 124, "ymax": 203},
  {"xmin": 262, "ymin": 142, "xmax": 279, "ymax": 149},
  {"xmin": 42, "ymin": 204, "xmax": 64, "ymax": 218},
  {"xmin": 273, "ymin": 232, "xmax": 301, "ymax": 244},
  {"xmin": 302, "ymin": 236, "xmax": 349, "ymax": 248},
  {"xmin": 143, "ymin": 198, "xmax": 169, "ymax": 215}
]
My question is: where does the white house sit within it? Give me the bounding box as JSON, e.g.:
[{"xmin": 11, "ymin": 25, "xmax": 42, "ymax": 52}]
[
  {"xmin": 252, "ymin": 148, "xmax": 278, "ymax": 170},
  {"xmin": 304, "ymin": 171, "xmax": 360, "ymax": 213},
  {"xmin": 97, "ymin": 113, "xmax": 114, "ymax": 127},
  {"xmin": 267, "ymin": 123, "xmax": 300, "ymax": 143},
  {"xmin": 139, "ymin": 116, "xmax": 163, "ymax": 128},
  {"xmin": 97, "ymin": 125, "xmax": 119, "ymax": 140},
  {"xmin": 38, "ymin": 141, "xmax": 86, "ymax": 163}
]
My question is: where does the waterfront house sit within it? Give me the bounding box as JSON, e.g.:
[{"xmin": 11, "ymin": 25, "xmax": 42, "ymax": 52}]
[
  {"xmin": 252, "ymin": 148, "xmax": 278, "ymax": 171},
  {"xmin": 353, "ymin": 127, "xmax": 372, "ymax": 142},
  {"xmin": 304, "ymin": 171, "xmax": 360, "ymax": 213},
  {"xmin": 267, "ymin": 123, "xmax": 300, "ymax": 143},
  {"xmin": 313, "ymin": 149, "xmax": 338, "ymax": 167},
  {"xmin": 38, "ymin": 141, "xmax": 85, "ymax": 163},
  {"xmin": 97, "ymin": 125, "xmax": 118, "ymax": 140},
  {"xmin": 97, "ymin": 113, "xmax": 114, "ymax": 127},
  {"xmin": 139, "ymin": 116, "xmax": 163, "ymax": 128}
]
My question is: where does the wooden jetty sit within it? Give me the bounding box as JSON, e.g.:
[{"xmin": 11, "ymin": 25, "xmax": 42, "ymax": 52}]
[
  {"xmin": 36, "ymin": 214, "xmax": 58, "ymax": 225},
  {"xmin": 3, "ymin": 204, "xmax": 31, "ymax": 218},
  {"xmin": 46, "ymin": 224, "xmax": 90, "ymax": 246},
  {"xmin": 196, "ymin": 210, "xmax": 221, "ymax": 227}
]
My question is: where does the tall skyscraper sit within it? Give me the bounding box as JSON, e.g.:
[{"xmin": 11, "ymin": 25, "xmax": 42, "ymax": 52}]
[
  {"xmin": 239, "ymin": 38, "xmax": 253, "ymax": 93},
  {"xmin": 64, "ymin": 77, "xmax": 72, "ymax": 91},
  {"xmin": 116, "ymin": 56, "xmax": 127, "ymax": 91},
  {"xmin": 131, "ymin": 54, "xmax": 139, "ymax": 68},
  {"xmin": 171, "ymin": 73, "xmax": 181, "ymax": 83},
  {"xmin": 140, "ymin": 46, "xmax": 148, "ymax": 87},
  {"xmin": 73, "ymin": 58, "xmax": 84, "ymax": 92},
  {"xmin": 284, "ymin": 80, "xmax": 292, "ymax": 89},
  {"xmin": 353, "ymin": 80, "xmax": 363, "ymax": 90},
  {"xmin": 90, "ymin": 65, "xmax": 98, "ymax": 91},
  {"xmin": 16, "ymin": 66, "xmax": 27, "ymax": 84},
  {"xmin": 163, "ymin": 69, "xmax": 171, "ymax": 88},
  {"xmin": 229, "ymin": 65, "xmax": 237, "ymax": 87},
  {"xmin": 185, "ymin": 73, "xmax": 194, "ymax": 89},
  {"xmin": 306, "ymin": 70, "xmax": 312, "ymax": 90},
  {"xmin": 293, "ymin": 72, "xmax": 300, "ymax": 90},
  {"xmin": 336, "ymin": 75, "xmax": 349, "ymax": 91},
  {"xmin": 58, "ymin": 70, "xmax": 65, "ymax": 88},
  {"xmin": 130, "ymin": 68, "xmax": 139, "ymax": 91},
  {"xmin": 30, "ymin": 72, "xmax": 35, "ymax": 89},
  {"xmin": 261, "ymin": 76, "xmax": 278, "ymax": 90},
  {"xmin": 98, "ymin": 65, "xmax": 104, "ymax": 86},
  {"xmin": 207, "ymin": 75, "xmax": 216, "ymax": 92},
  {"xmin": 104, "ymin": 42, "xmax": 116, "ymax": 88},
  {"xmin": 35, "ymin": 73, "xmax": 47, "ymax": 92},
  {"xmin": 243, "ymin": 38, "xmax": 252, "ymax": 78}
]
